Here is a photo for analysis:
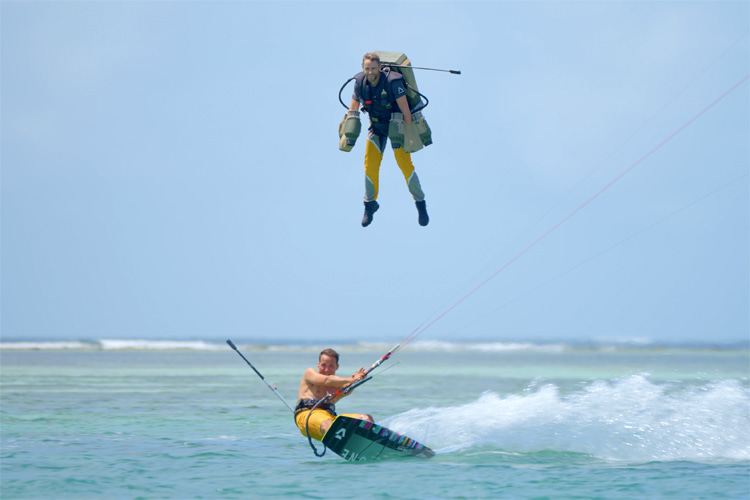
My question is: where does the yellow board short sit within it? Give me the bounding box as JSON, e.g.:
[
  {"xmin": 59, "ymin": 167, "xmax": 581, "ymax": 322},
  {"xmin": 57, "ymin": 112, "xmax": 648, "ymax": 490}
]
[{"xmin": 295, "ymin": 410, "xmax": 361, "ymax": 442}]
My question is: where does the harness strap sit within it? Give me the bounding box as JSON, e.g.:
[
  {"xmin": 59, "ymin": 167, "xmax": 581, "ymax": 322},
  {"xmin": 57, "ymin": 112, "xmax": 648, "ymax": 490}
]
[
  {"xmin": 356, "ymin": 69, "xmax": 403, "ymax": 114},
  {"xmin": 300, "ymin": 396, "xmax": 335, "ymax": 457},
  {"xmin": 294, "ymin": 398, "xmax": 337, "ymax": 417}
]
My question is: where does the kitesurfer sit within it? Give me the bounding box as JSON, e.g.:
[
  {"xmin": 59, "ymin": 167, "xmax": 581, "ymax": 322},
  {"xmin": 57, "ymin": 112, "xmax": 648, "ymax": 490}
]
[
  {"xmin": 349, "ymin": 52, "xmax": 429, "ymax": 227},
  {"xmin": 294, "ymin": 348, "xmax": 374, "ymax": 441}
]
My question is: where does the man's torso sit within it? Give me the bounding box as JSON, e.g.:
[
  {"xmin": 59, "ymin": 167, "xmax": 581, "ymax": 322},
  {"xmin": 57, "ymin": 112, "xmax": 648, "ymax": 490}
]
[
  {"xmin": 298, "ymin": 368, "xmax": 336, "ymax": 400},
  {"xmin": 354, "ymin": 71, "xmax": 407, "ymax": 136}
]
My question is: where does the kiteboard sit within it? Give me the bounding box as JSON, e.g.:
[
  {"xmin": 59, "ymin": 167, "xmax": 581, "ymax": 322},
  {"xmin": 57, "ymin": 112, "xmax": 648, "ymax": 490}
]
[{"xmin": 321, "ymin": 416, "xmax": 435, "ymax": 462}]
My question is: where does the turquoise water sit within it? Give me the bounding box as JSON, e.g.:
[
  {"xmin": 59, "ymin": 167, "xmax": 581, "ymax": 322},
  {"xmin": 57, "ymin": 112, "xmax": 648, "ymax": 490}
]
[{"xmin": 1, "ymin": 341, "xmax": 749, "ymax": 499}]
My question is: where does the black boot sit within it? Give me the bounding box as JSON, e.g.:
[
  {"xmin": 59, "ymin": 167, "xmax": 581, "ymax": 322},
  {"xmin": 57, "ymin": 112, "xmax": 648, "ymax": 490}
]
[
  {"xmin": 416, "ymin": 200, "xmax": 429, "ymax": 226},
  {"xmin": 361, "ymin": 200, "xmax": 379, "ymax": 227}
]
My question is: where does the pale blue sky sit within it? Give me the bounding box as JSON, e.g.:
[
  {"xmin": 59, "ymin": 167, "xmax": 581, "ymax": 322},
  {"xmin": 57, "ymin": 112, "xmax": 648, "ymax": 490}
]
[{"xmin": 2, "ymin": 1, "xmax": 748, "ymax": 345}]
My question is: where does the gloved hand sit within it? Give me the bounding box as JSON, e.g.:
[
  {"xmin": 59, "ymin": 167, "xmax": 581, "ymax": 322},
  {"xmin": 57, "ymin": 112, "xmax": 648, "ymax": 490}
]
[
  {"xmin": 388, "ymin": 112, "xmax": 405, "ymax": 149},
  {"xmin": 339, "ymin": 110, "xmax": 361, "ymax": 152},
  {"xmin": 338, "ymin": 115, "xmax": 350, "ymax": 151},
  {"xmin": 403, "ymin": 122, "xmax": 424, "ymax": 153},
  {"xmin": 338, "ymin": 115, "xmax": 347, "ymax": 139},
  {"xmin": 411, "ymin": 111, "xmax": 433, "ymax": 147}
]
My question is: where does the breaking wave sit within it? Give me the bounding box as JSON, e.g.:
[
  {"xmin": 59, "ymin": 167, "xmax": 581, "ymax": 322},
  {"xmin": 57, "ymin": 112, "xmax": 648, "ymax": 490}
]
[{"xmin": 384, "ymin": 375, "xmax": 750, "ymax": 463}]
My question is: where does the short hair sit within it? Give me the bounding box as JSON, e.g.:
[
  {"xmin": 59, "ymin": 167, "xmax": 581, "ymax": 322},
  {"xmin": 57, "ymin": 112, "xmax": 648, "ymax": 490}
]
[
  {"xmin": 362, "ymin": 52, "xmax": 381, "ymax": 67},
  {"xmin": 319, "ymin": 348, "xmax": 340, "ymax": 364}
]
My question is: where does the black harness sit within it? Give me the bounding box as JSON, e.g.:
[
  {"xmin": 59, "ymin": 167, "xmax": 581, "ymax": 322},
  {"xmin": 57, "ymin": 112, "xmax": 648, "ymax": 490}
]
[
  {"xmin": 354, "ymin": 69, "xmax": 404, "ymax": 116},
  {"xmin": 294, "ymin": 398, "xmax": 337, "ymax": 417},
  {"xmin": 338, "ymin": 68, "xmax": 428, "ymax": 114}
]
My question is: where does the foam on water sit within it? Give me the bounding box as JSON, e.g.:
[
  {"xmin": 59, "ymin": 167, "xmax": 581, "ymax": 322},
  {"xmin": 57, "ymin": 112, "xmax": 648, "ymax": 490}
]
[{"xmin": 383, "ymin": 375, "xmax": 750, "ymax": 463}]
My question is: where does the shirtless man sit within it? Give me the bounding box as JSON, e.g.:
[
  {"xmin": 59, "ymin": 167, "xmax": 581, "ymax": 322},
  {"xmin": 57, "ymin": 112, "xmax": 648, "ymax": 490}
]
[{"xmin": 294, "ymin": 348, "xmax": 374, "ymax": 441}]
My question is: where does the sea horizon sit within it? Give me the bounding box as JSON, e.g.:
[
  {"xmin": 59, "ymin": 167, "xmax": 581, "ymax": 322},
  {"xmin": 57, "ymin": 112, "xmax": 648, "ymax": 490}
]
[{"xmin": 1, "ymin": 336, "xmax": 748, "ymax": 352}]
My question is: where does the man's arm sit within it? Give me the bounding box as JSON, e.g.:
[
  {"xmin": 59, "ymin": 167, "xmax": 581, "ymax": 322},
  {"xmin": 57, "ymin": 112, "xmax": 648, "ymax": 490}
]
[
  {"xmin": 395, "ymin": 95, "xmax": 412, "ymax": 125},
  {"xmin": 350, "ymin": 98, "xmax": 360, "ymax": 112},
  {"xmin": 330, "ymin": 367, "xmax": 367, "ymax": 402},
  {"xmin": 303, "ymin": 367, "xmax": 360, "ymax": 388}
]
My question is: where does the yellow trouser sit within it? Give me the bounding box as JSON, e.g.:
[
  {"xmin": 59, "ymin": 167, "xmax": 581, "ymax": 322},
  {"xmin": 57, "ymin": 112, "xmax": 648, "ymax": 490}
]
[
  {"xmin": 364, "ymin": 132, "xmax": 425, "ymax": 202},
  {"xmin": 295, "ymin": 410, "xmax": 362, "ymax": 442}
]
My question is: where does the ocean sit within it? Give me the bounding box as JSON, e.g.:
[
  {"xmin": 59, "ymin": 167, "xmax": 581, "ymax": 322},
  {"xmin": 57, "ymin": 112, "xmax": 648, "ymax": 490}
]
[{"xmin": 1, "ymin": 339, "xmax": 748, "ymax": 499}]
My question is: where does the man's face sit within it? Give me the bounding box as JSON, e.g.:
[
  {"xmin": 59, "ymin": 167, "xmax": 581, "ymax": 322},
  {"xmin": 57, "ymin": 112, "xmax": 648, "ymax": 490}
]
[
  {"xmin": 363, "ymin": 59, "xmax": 381, "ymax": 84},
  {"xmin": 317, "ymin": 354, "xmax": 339, "ymax": 376}
]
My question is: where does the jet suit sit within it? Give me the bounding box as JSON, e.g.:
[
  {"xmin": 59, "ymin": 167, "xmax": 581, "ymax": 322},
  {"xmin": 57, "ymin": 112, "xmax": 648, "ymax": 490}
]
[{"xmin": 352, "ymin": 69, "xmax": 428, "ymax": 226}]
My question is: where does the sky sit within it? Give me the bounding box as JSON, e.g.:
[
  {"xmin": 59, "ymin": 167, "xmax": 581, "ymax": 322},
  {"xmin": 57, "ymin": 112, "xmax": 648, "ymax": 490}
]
[{"xmin": 1, "ymin": 1, "xmax": 748, "ymax": 346}]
